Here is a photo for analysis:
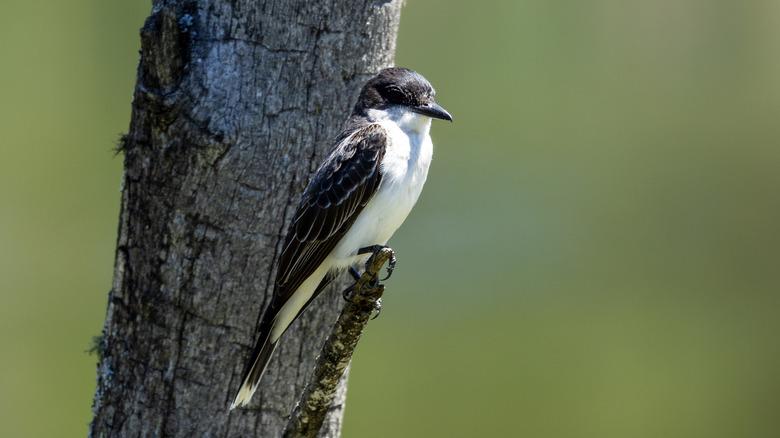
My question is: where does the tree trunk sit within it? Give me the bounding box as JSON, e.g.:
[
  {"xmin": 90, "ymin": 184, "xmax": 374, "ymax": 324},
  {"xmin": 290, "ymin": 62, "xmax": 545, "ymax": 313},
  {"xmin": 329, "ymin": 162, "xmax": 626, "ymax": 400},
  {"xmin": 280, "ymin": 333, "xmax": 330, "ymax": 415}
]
[{"xmin": 89, "ymin": 1, "xmax": 402, "ymax": 436}]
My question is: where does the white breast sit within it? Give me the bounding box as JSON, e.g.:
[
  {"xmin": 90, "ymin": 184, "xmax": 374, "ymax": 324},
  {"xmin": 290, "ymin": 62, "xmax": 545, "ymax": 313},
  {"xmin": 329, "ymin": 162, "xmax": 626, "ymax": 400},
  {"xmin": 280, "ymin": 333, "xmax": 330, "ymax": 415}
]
[
  {"xmin": 330, "ymin": 108, "xmax": 433, "ymax": 268},
  {"xmin": 270, "ymin": 109, "xmax": 433, "ymax": 342}
]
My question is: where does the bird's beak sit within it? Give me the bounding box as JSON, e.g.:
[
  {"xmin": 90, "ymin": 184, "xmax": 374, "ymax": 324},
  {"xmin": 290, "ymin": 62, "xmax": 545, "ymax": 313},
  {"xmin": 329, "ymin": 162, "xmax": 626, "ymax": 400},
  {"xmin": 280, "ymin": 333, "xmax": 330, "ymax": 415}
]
[{"xmin": 411, "ymin": 102, "xmax": 453, "ymax": 122}]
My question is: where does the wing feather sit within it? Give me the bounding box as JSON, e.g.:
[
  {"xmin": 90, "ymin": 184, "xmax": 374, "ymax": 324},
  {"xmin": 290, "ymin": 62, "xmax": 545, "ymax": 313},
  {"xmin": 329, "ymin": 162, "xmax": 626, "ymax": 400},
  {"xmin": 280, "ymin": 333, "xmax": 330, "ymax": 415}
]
[{"xmin": 272, "ymin": 124, "xmax": 387, "ymax": 307}]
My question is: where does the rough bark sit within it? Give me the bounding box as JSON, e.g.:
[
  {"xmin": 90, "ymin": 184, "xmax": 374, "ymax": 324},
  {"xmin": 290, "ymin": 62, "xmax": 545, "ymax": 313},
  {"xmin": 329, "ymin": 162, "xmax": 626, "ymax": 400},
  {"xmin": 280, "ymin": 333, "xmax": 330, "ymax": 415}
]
[
  {"xmin": 89, "ymin": 1, "xmax": 402, "ymax": 437},
  {"xmin": 284, "ymin": 248, "xmax": 393, "ymax": 438}
]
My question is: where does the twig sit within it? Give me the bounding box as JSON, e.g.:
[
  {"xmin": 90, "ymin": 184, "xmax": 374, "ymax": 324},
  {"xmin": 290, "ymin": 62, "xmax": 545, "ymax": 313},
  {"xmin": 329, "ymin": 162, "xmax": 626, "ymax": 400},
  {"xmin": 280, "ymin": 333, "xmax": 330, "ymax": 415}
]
[{"xmin": 283, "ymin": 247, "xmax": 395, "ymax": 438}]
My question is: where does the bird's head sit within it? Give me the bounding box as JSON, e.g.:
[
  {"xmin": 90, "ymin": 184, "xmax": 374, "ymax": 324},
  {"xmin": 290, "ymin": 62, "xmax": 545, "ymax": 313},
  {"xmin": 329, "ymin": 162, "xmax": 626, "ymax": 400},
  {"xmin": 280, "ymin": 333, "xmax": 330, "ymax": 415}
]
[{"xmin": 354, "ymin": 67, "xmax": 453, "ymax": 123}]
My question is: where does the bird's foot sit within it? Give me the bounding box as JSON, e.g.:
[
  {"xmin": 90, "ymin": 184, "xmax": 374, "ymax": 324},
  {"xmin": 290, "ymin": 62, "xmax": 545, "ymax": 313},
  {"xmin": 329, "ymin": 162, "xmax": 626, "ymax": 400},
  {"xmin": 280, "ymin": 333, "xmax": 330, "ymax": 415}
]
[
  {"xmin": 349, "ymin": 266, "xmax": 361, "ymax": 281},
  {"xmin": 357, "ymin": 244, "xmax": 387, "ymax": 256},
  {"xmin": 344, "ymin": 246, "xmax": 394, "ymax": 307},
  {"xmin": 381, "ymin": 252, "xmax": 397, "ymax": 281},
  {"xmin": 342, "ymin": 276, "xmax": 380, "ymax": 303},
  {"xmin": 357, "ymin": 245, "xmax": 397, "ymax": 281},
  {"xmin": 342, "ymin": 284, "xmax": 356, "ymax": 303},
  {"xmin": 344, "ymin": 266, "xmax": 376, "ymax": 303}
]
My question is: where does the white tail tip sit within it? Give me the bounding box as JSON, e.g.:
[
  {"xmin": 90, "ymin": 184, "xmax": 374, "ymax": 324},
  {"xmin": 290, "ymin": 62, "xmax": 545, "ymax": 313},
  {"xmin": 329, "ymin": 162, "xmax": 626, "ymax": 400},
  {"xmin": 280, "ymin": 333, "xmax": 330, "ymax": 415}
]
[{"xmin": 230, "ymin": 382, "xmax": 258, "ymax": 410}]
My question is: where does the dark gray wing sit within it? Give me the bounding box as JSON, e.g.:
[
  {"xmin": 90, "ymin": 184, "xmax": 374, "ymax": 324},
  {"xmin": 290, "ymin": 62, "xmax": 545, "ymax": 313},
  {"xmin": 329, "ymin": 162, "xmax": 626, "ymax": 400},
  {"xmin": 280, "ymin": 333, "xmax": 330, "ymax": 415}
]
[{"xmin": 273, "ymin": 123, "xmax": 387, "ymax": 307}]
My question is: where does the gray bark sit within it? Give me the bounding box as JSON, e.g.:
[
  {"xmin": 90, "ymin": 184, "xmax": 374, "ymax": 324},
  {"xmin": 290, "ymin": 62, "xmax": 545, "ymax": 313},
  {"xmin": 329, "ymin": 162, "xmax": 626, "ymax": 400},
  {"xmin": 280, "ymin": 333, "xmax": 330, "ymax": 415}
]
[{"xmin": 89, "ymin": 1, "xmax": 402, "ymax": 437}]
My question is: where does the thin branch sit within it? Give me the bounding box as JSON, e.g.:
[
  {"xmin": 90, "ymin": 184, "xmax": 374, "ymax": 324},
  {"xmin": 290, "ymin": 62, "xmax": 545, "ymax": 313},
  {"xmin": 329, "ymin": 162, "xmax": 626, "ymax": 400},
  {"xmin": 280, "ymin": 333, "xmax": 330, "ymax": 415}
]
[{"xmin": 283, "ymin": 247, "xmax": 395, "ymax": 438}]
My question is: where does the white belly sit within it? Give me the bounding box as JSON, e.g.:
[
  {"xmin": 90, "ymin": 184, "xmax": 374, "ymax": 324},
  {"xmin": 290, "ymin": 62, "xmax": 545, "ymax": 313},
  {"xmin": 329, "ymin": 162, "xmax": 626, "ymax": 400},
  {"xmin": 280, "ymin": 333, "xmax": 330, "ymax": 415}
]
[{"xmin": 331, "ymin": 117, "xmax": 433, "ymax": 268}]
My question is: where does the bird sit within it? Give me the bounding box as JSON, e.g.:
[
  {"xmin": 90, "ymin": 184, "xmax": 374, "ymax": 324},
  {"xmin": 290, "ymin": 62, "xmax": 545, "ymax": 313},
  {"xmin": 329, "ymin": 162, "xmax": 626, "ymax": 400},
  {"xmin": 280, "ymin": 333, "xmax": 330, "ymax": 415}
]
[{"xmin": 230, "ymin": 67, "xmax": 452, "ymax": 409}]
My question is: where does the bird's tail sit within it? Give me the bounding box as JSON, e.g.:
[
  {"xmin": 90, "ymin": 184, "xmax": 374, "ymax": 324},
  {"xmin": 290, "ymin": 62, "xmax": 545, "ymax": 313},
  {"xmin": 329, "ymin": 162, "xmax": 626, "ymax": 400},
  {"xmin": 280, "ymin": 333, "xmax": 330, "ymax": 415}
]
[
  {"xmin": 230, "ymin": 313, "xmax": 279, "ymax": 410},
  {"xmin": 231, "ymin": 271, "xmax": 335, "ymax": 409}
]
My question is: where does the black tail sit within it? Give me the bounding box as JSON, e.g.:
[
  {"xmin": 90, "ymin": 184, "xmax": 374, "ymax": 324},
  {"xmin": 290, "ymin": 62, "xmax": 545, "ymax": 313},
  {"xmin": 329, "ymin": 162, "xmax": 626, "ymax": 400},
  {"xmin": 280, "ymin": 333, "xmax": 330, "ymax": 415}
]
[
  {"xmin": 230, "ymin": 312, "xmax": 278, "ymax": 409},
  {"xmin": 230, "ymin": 273, "xmax": 336, "ymax": 409}
]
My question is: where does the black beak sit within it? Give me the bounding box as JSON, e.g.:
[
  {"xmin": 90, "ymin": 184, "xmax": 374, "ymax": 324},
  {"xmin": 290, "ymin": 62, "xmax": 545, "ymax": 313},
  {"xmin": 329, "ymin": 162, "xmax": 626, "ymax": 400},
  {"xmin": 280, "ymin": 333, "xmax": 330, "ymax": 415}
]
[{"xmin": 411, "ymin": 102, "xmax": 453, "ymax": 122}]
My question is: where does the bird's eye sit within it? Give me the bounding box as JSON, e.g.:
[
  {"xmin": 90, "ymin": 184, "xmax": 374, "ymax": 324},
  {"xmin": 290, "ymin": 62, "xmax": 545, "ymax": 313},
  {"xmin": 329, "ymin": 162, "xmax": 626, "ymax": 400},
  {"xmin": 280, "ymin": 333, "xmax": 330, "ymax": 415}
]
[{"xmin": 384, "ymin": 86, "xmax": 406, "ymax": 103}]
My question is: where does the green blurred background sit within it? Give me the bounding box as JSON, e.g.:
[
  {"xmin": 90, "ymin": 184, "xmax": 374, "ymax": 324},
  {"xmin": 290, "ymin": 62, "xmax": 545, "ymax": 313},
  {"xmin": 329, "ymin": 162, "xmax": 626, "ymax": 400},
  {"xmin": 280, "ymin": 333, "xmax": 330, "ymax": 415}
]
[{"xmin": 2, "ymin": 1, "xmax": 779, "ymax": 436}]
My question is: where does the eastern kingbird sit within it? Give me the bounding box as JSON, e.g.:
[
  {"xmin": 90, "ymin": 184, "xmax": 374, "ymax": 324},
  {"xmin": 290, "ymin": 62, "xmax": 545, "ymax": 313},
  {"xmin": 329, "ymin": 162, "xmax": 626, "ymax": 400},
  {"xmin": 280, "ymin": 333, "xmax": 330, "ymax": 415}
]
[{"xmin": 231, "ymin": 67, "xmax": 452, "ymax": 409}]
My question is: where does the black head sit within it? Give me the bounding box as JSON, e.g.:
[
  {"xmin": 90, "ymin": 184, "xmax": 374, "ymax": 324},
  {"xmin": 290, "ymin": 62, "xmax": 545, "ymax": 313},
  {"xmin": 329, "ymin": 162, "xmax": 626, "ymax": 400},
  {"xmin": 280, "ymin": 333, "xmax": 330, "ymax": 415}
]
[{"xmin": 354, "ymin": 67, "xmax": 453, "ymax": 121}]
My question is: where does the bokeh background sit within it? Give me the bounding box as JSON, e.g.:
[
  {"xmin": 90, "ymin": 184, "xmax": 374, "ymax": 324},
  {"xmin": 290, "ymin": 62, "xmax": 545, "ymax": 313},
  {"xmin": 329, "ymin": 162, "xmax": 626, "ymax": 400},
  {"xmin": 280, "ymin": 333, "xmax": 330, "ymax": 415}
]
[{"xmin": 2, "ymin": 1, "xmax": 779, "ymax": 436}]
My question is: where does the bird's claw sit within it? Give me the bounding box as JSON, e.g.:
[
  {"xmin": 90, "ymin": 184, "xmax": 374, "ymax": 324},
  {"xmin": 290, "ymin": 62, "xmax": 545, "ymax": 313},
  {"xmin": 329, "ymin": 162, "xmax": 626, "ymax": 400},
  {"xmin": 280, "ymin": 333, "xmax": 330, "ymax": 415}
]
[
  {"xmin": 370, "ymin": 298, "xmax": 382, "ymax": 320},
  {"xmin": 380, "ymin": 253, "xmax": 397, "ymax": 281},
  {"xmin": 342, "ymin": 284, "xmax": 355, "ymax": 302},
  {"xmin": 357, "ymin": 245, "xmax": 397, "ymax": 282},
  {"xmin": 346, "ymin": 246, "xmax": 394, "ymax": 310}
]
